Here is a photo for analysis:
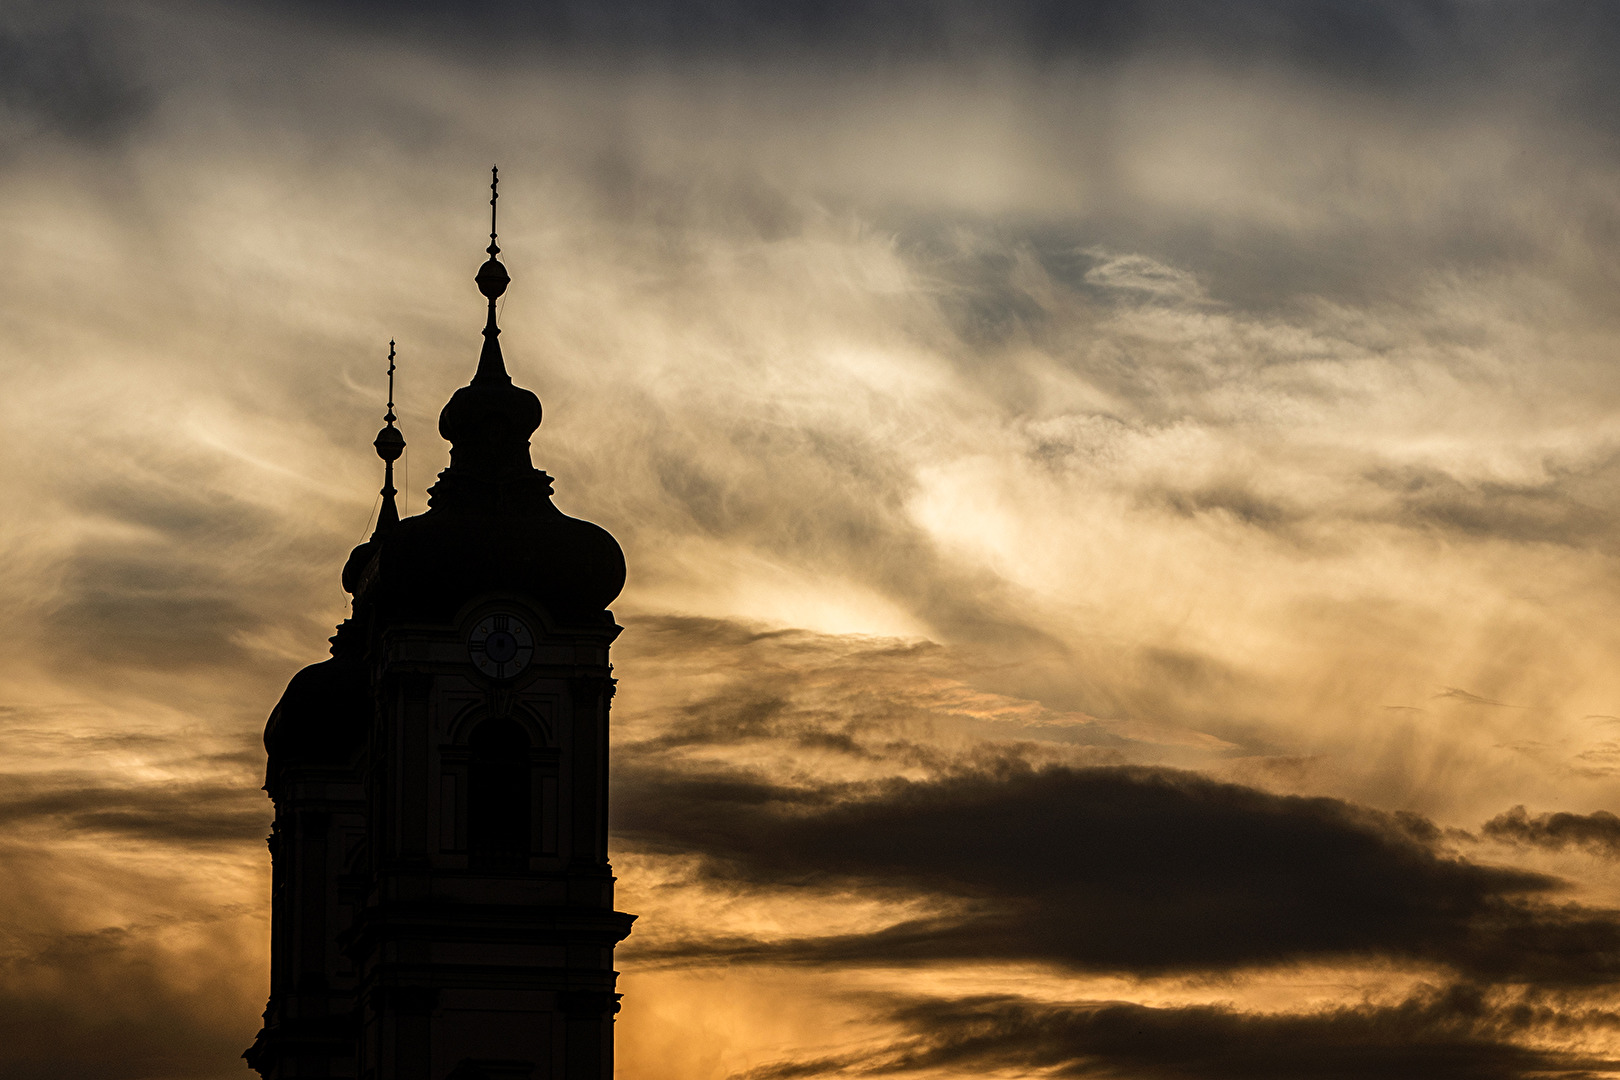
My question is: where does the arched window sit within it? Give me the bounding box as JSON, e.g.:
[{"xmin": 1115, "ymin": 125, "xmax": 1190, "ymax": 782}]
[{"xmin": 468, "ymin": 717, "xmax": 530, "ymax": 867}]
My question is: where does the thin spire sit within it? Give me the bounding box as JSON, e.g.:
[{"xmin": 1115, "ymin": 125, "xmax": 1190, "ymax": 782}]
[
  {"xmin": 385, "ymin": 338, "xmax": 397, "ymax": 423},
  {"xmin": 473, "ymin": 164, "xmax": 512, "ymax": 384},
  {"xmin": 488, "ymin": 164, "xmax": 500, "ymax": 257},
  {"xmin": 373, "ymin": 339, "xmax": 405, "ymax": 533}
]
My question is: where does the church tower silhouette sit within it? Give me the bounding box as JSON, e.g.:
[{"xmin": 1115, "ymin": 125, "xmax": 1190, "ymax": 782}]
[{"xmin": 247, "ymin": 170, "xmax": 634, "ymax": 1080}]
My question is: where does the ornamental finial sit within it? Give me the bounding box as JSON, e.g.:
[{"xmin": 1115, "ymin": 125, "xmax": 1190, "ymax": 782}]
[
  {"xmin": 487, "ymin": 165, "xmax": 500, "ymax": 257},
  {"xmin": 384, "ymin": 339, "xmax": 398, "ymax": 425},
  {"xmin": 473, "ymin": 166, "xmax": 512, "ymax": 383},
  {"xmin": 372, "ymin": 339, "xmax": 405, "ymax": 533}
]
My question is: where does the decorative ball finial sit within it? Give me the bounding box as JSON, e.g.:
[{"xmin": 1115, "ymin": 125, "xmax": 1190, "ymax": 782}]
[
  {"xmin": 372, "ymin": 340, "xmax": 406, "ymax": 535},
  {"xmin": 374, "ymin": 339, "xmax": 405, "ymax": 463},
  {"xmin": 471, "ymin": 166, "xmax": 513, "ymax": 386}
]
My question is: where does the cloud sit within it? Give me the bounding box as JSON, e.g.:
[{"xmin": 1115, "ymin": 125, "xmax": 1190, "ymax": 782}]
[
  {"xmin": 1367, "ymin": 464, "xmax": 1620, "ymax": 550},
  {"xmin": 622, "ymin": 412, "xmax": 1058, "ymax": 648},
  {"xmin": 615, "ymin": 761, "xmax": 1620, "ymax": 985},
  {"xmin": 1484, "ymin": 806, "xmax": 1620, "ymax": 860},
  {"xmin": 10, "ymin": 1, "xmax": 1620, "ymax": 1074},
  {"xmin": 0, "ymin": 920, "xmax": 261, "ymax": 1080},
  {"xmin": 742, "ymin": 984, "xmax": 1620, "ymax": 1080},
  {"xmin": 1084, "ymin": 249, "xmax": 1211, "ymax": 304},
  {"xmin": 0, "ymin": 706, "xmax": 270, "ymax": 1079},
  {"xmin": 612, "ymin": 615, "xmax": 1136, "ymax": 767},
  {"xmin": 0, "ymin": 844, "xmax": 266, "ymax": 1080},
  {"xmin": 1149, "ymin": 481, "xmax": 1304, "ymax": 531},
  {"xmin": 222, "ymin": 0, "xmax": 1511, "ymax": 84},
  {"xmin": 0, "ymin": 772, "xmax": 268, "ymax": 846},
  {"xmin": 0, "ymin": 5, "xmax": 147, "ymax": 146}
]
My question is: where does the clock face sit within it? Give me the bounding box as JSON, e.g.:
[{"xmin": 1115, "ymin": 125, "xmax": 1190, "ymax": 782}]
[{"xmin": 468, "ymin": 613, "xmax": 534, "ymax": 679}]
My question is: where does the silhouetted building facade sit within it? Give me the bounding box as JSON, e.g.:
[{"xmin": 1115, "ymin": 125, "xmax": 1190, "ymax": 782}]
[{"xmin": 247, "ymin": 173, "xmax": 633, "ymax": 1080}]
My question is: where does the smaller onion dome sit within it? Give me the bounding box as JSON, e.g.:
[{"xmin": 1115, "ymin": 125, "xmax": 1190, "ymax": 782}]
[
  {"xmin": 263, "ymin": 623, "xmax": 368, "ymax": 792},
  {"xmin": 342, "ymin": 341, "xmax": 408, "ymax": 595}
]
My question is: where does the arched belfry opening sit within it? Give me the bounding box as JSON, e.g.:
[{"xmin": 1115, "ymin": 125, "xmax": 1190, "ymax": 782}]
[
  {"xmin": 468, "ymin": 716, "xmax": 532, "ymax": 866},
  {"xmin": 247, "ymin": 170, "xmax": 633, "ymax": 1080}
]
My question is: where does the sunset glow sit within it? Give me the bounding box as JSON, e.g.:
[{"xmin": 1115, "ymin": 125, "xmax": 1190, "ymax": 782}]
[{"xmin": 9, "ymin": 3, "xmax": 1620, "ymax": 1077}]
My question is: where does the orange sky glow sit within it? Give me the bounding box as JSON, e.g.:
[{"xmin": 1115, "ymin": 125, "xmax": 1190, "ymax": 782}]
[{"xmin": 8, "ymin": 2, "xmax": 1620, "ymax": 1077}]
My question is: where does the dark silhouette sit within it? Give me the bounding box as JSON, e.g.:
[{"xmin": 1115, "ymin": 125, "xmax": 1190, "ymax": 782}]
[
  {"xmin": 468, "ymin": 717, "xmax": 533, "ymax": 866},
  {"xmin": 247, "ymin": 168, "xmax": 633, "ymax": 1080}
]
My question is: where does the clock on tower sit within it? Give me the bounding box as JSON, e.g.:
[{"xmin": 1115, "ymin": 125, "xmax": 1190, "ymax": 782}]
[{"xmin": 468, "ymin": 612, "xmax": 535, "ymax": 679}]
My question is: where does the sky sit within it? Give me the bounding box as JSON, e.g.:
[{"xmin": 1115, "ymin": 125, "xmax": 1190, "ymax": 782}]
[{"xmin": 10, "ymin": 0, "xmax": 1620, "ymax": 1076}]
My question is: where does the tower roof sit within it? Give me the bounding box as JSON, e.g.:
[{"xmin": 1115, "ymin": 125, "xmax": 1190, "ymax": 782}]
[
  {"xmin": 435, "ymin": 165, "xmax": 545, "ymax": 500},
  {"xmin": 342, "ymin": 168, "xmax": 625, "ymax": 622}
]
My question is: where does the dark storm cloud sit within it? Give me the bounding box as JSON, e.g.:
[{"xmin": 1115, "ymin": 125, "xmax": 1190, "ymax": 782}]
[
  {"xmin": 0, "ymin": 5, "xmax": 146, "ymax": 144},
  {"xmin": 615, "ymin": 762, "xmax": 1620, "ymax": 984},
  {"xmin": 743, "ymin": 985, "xmax": 1620, "ymax": 1080},
  {"xmin": 1485, "ymin": 806, "xmax": 1620, "ymax": 859}
]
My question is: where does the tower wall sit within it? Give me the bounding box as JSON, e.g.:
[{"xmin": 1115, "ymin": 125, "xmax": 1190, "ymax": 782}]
[{"xmin": 350, "ymin": 605, "xmax": 630, "ymax": 1080}]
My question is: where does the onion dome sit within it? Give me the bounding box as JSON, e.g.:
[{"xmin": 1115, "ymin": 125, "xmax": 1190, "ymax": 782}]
[{"xmin": 351, "ymin": 167, "xmax": 625, "ymax": 621}]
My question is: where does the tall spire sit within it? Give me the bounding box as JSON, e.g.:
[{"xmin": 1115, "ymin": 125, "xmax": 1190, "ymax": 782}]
[
  {"xmin": 432, "ymin": 168, "xmax": 543, "ymax": 499},
  {"xmin": 372, "ymin": 339, "xmax": 405, "ymax": 533},
  {"xmin": 473, "ymin": 165, "xmax": 511, "ymax": 384}
]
